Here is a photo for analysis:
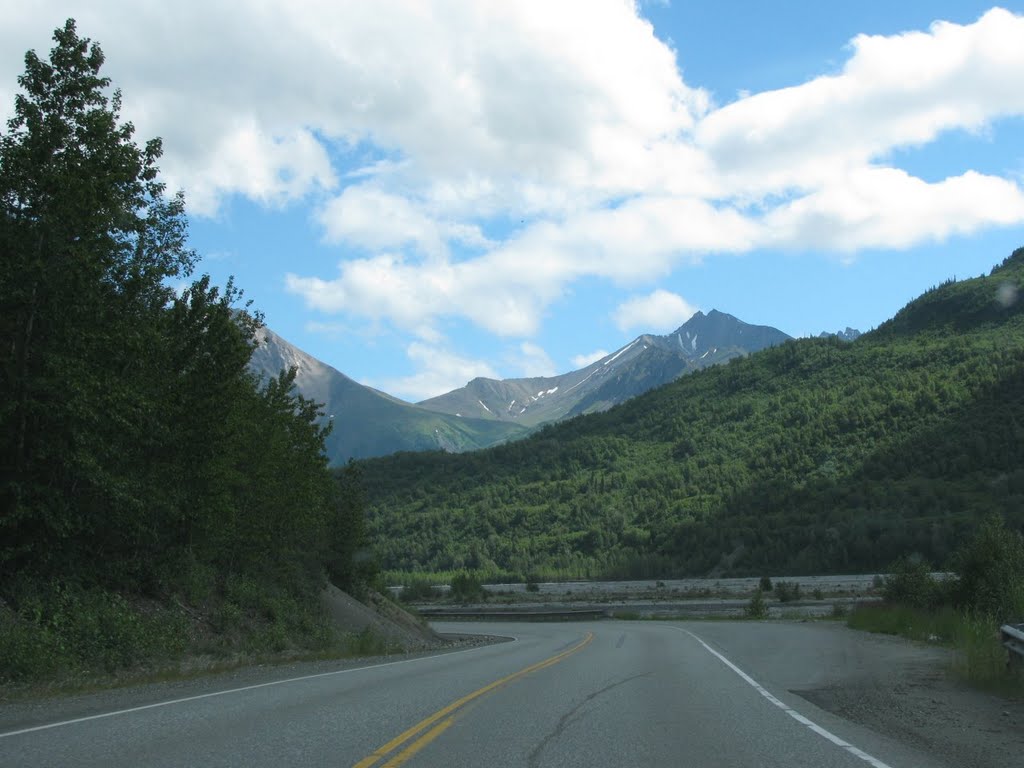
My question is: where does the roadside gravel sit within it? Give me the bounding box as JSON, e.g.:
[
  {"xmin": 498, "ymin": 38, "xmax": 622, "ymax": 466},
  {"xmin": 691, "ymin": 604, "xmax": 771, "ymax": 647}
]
[{"xmin": 799, "ymin": 662, "xmax": 1023, "ymax": 768}]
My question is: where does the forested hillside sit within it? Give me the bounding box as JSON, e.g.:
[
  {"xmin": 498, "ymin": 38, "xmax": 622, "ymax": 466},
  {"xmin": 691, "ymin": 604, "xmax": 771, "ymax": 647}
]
[
  {"xmin": 0, "ymin": 22, "xmax": 368, "ymax": 680},
  {"xmin": 360, "ymin": 251, "xmax": 1024, "ymax": 579}
]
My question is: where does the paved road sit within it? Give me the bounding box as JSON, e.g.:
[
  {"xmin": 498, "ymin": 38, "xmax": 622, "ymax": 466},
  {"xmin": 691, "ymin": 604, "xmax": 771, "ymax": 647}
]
[{"xmin": 1, "ymin": 621, "xmax": 956, "ymax": 767}]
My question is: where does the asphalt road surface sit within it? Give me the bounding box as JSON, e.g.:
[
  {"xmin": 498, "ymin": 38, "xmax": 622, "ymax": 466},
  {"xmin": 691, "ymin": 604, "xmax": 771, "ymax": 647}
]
[{"xmin": 1, "ymin": 620, "xmax": 958, "ymax": 767}]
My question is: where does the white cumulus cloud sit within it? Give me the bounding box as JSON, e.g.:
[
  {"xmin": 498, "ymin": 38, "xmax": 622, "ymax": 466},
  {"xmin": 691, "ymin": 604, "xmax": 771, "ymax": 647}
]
[
  {"xmin": 5, "ymin": 3, "xmax": 1024, "ymax": 388},
  {"xmin": 613, "ymin": 290, "xmax": 698, "ymax": 333},
  {"xmin": 571, "ymin": 349, "xmax": 610, "ymax": 368},
  {"xmin": 378, "ymin": 341, "xmax": 498, "ymax": 402},
  {"xmin": 509, "ymin": 342, "xmax": 557, "ymax": 378}
]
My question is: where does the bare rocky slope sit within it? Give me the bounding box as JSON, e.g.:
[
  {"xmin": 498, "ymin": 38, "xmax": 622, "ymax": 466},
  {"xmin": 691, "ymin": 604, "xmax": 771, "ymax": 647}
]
[{"xmin": 318, "ymin": 585, "xmax": 442, "ymax": 651}]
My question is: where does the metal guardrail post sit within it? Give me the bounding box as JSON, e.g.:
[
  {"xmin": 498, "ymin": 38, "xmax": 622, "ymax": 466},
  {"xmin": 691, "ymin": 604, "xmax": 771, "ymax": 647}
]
[{"xmin": 1001, "ymin": 623, "xmax": 1024, "ymax": 670}]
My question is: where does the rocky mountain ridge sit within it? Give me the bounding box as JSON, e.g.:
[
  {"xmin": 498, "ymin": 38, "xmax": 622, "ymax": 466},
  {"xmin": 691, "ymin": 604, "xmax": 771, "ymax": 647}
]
[{"xmin": 417, "ymin": 309, "xmax": 791, "ymax": 427}]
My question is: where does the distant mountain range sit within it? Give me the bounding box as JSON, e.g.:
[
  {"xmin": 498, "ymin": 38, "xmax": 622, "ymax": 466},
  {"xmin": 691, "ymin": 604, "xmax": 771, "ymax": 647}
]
[
  {"xmin": 247, "ymin": 326, "xmax": 528, "ymax": 462},
  {"xmin": 248, "ymin": 309, "xmax": 795, "ymax": 463},
  {"xmin": 418, "ymin": 310, "xmax": 791, "ymax": 427}
]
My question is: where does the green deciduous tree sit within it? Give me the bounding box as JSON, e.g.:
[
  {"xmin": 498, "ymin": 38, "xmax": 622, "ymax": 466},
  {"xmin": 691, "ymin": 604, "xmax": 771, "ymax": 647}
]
[
  {"xmin": 1, "ymin": 20, "xmax": 368, "ymax": 604},
  {"xmin": 0, "ymin": 19, "xmax": 195, "ymax": 582}
]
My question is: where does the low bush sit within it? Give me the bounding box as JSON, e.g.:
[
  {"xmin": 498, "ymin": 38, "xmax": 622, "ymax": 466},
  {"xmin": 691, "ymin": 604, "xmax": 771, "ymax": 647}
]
[
  {"xmin": 882, "ymin": 557, "xmax": 942, "ymax": 610},
  {"xmin": 0, "ymin": 581, "xmax": 188, "ymax": 681},
  {"xmin": 398, "ymin": 581, "xmax": 437, "ymax": 602},
  {"xmin": 951, "ymin": 515, "xmax": 1024, "ymax": 623},
  {"xmin": 774, "ymin": 581, "xmax": 802, "ymax": 603},
  {"xmin": 745, "ymin": 589, "xmax": 768, "ymax": 619},
  {"xmin": 449, "ymin": 572, "xmax": 487, "ymax": 603}
]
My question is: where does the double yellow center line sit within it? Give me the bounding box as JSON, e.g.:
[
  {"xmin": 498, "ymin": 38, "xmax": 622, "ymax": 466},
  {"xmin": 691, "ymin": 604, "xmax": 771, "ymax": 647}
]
[{"xmin": 353, "ymin": 632, "xmax": 594, "ymax": 768}]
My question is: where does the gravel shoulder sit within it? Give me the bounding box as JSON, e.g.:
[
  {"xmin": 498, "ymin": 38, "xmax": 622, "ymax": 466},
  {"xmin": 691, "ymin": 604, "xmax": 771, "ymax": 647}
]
[
  {"xmin": 796, "ymin": 652, "xmax": 1023, "ymax": 768},
  {"xmin": 689, "ymin": 620, "xmax": 1023, "ymax": 768}
]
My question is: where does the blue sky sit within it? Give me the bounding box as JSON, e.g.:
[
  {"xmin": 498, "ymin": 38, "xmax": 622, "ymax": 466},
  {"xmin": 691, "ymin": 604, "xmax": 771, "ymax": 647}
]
[{"xmin": 3, "ymin": 1, "xmax": 1024, "ymax": 400}]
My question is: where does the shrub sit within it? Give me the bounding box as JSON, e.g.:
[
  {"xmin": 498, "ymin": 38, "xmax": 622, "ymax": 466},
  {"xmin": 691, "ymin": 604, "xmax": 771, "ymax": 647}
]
[
  {"xmin": 347, "ymin": 626, "xmax": 391, "ymax": 656},
  {"xmin": 0, "ymin": 582, "xmax": 187, "ymax": 679},
  {"xmin": 0, "ymin": 616, "xmax": 65, "ymax": 681},
  {"xmin": 449, "ymin": 573, "xmax": 487, "ymax": 603},
  {"xmin": 775, "ymin": 581, "xmax": 802, "ymax": 603},
  {"xmin": 883, "ymin": 557, "xmax": 940, "ymax": 610},
  {"xmin": 745, "ymin": 589, "xmax": 768, "ymax": 619},
  {"xmin": 759, "ymin": 575, "xmax": 774, "ymax": 592},
  {"xmin": 525, "ymin": 580, "xmax": 540, "ymax": 593},
  {"xmin": 951, "ymin": 515, "xmax": 1024, "ymax": 622}
]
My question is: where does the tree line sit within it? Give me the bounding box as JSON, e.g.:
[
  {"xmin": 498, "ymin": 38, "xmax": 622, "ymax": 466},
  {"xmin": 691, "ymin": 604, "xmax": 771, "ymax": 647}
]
[{"xmin": 0, "ymin": 21, "xmax": 369, "ymax": 678}]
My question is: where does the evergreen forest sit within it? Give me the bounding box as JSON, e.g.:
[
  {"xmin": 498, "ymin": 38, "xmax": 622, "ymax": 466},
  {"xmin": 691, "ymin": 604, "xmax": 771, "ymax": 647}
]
[{"xmin": 0, "ymin": 21, "xmax": 370, "ymax": 680}]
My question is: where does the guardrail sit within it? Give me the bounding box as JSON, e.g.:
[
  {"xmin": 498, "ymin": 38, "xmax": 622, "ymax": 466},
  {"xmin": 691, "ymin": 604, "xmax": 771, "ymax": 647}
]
[
  {"xmin": 1001, "ymin": 623, "xmax": 1024, "ymax": 668},
  {"xmin": 417, "ymin": 608, "xmax": 608, "ymax": 622}
]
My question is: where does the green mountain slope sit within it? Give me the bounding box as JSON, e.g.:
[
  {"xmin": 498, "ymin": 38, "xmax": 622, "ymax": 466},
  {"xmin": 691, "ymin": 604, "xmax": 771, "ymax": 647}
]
[
  {"xmin": 248, "ymin": 326, "xmax": 528, "ymax": 462},
  {"xmin": 358, "ymin": 248, "xmax": 1024, "ymax": 578}
]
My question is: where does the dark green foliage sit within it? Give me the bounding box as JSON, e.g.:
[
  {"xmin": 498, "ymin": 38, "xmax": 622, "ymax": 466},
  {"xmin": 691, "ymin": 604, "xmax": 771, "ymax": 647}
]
[
  {"xmin": 878, "ymin": 517, "xmax": 1024, "ymax": 621},
  {"xmin": 358, "ymin": 250, "xmax": 1024, "ymax": 579},
  {"xmin": 0, "ymin": 580, "xmax": 187, "ymax": 679},
  {"xmin": 883, "ymin": 557, "xmax": 943, "ymax": 610},
  {"xmin": 774, "ymin": 581, "xmax": 802, "ymax": 603},
  {"xmin": 745, "ymin": 589, "xmax": 768, "ymax": 619},
  {"xmin": 449, "ymin": 572, "xmax": 487, "ymax": 603},
  {"xmin": 759, "ymin": 575, "xmax": 773, "ymax": 592},
  {"xmin": 950, "ymin": 515, "xmax": 1024, "ymax": 622},
  {"xmin": 0, "ymin": 20, "xmax": 196, "ymax": 584},
  {"xmin": 325, "ymin": 462, "xmax": 379, "ymax": 595},
  {"xmin": 858, "ymin": 519, "xmax": 1024, "ymax": 687},
  {"xmin": 0, "ymin": 21, "xmax": 369, "ymax": 680},
  {"xmin": 399, "ymin": 581, "xmax": 438, "ymax": 603}
]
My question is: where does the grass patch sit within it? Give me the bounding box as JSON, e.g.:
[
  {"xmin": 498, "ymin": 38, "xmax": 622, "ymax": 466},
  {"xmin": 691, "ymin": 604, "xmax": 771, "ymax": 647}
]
[
  {"xmin": 847, "ymin": 603, "xmax": 1023, "ymax": 692},
  {"xmin": 847, "ymin": 602, "xmax": 961, "ymax": 642},
  {"xmin": 0, "ymin": 573, "xmax": 363, "ymax": 689},
  {"xmin": 610, "ymin": 610, "xmax": 641, "ymax": 620}
]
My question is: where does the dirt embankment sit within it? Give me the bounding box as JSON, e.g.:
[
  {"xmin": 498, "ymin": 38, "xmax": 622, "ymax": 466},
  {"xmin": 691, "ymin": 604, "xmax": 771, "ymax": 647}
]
[{"xmin": 319, "ymin": 584, "xmax": 444, "ymax": 650}]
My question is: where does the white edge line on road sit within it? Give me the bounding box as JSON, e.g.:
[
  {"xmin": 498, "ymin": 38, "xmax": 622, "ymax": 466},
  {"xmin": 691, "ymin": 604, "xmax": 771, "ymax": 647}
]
[
  {"xmin": 0, "ymin": 634, "xmax": 517, "ymax": 740},
  {"xmin": 672, "ymin": 628, "xmax": 893, "ymax": 768}
]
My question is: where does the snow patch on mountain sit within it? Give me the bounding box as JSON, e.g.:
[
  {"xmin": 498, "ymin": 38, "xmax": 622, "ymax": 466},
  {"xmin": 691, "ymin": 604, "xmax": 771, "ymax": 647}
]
[{"xmin": 604, "ymin": 339, "xmax": 638, "ymax": 366}]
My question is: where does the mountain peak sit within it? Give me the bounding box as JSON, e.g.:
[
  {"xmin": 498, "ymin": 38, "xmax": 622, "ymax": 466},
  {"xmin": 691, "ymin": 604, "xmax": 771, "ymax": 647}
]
[
  {"xmin": 819, "ymin": 327, "xmax": 862, "ymax": 342},
  {"xmin": 664, "ymin": 308, "xmax": 790, "ymax": 359}
]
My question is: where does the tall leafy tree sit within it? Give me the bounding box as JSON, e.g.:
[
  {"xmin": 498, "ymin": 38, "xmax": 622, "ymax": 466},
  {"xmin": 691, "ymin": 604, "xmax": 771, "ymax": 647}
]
[
  {"xmin": 0, "ymin": 20, "xmax": 195, "ymax": 581},
  {"xmin": 0, "ymin": 19, "xmax": 372, "ymax": 617}
]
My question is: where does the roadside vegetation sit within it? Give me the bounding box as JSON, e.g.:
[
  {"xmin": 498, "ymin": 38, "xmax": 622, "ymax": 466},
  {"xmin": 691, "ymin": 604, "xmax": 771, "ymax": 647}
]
[
  {"xmin": 0, "ymin": 21, "xmax": 374, "ymax": 686},
  {"xmin": 847, "ymin": 516, "xmax": 1024, "ymax": 689}
]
